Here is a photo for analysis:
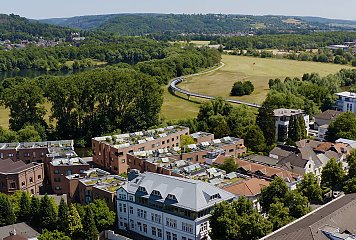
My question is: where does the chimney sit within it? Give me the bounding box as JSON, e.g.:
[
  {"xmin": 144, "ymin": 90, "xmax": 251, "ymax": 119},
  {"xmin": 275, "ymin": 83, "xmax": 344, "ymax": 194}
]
[{"xmin": 9, "ymin": 228, "xmax": 16, "ymax": 236}]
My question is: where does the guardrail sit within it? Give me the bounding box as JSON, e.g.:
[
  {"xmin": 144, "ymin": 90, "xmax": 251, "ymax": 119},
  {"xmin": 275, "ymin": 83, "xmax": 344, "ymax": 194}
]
[{"xmin": 169, "ymin": 78, "xmax": 261, "ymax": 108}]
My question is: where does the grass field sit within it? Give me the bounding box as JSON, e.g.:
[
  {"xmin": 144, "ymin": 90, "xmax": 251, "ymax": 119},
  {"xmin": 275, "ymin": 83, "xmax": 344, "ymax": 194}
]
[{"xmin": 177, "ymin": 55, "xmax": 355, "ymax": 105}]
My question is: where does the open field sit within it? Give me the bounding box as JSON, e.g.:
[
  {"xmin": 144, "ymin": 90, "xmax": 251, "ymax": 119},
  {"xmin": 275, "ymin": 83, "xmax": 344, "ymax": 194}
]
[{"xmin": 177, "ymin": 55, "xmax": 355, "ymax": 105}]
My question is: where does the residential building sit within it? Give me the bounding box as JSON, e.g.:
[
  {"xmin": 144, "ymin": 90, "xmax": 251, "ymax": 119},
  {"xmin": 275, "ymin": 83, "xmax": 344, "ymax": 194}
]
[
  {"xmin": 0, "ymin": 140, "xmax": 74, "ymax": 165},
  {"xmin": 327, "ymin": 44, "xmax": 350, "ymax": 52},
  {"xmin": 314, "ymin": 110, "xmax": 342, "ymax": 128},
  {"xmin": 335, "ymin": 91, "xmax": 356, "ymax": 113},
  {"xmin": 66, "ymin": 169, "xmax": 126, "ymax": 210},
  {"xmin": 336, "ymin": 138, "xmax": 356, "ymax": 150},
  {"xmin": 190, "ymin": 132, "xmax": 214, "ymax": 143},
  {"xmin": 0, "ymin": 222, "xmax": 39, "ymax": 240},
  {"xmin": 48, "ymin": 157, "xmax": 90, "ymax": 194},
  {"xmin": 0, "ymin": 159, "xmax": 44, "ymax": 195},
  {"xmin": 245, "ymin": 154, "xmax": 279, "ymax": 167},
  {"xmin": 92, "ymin": 126, "xmax": 189, "ymax": 174},
  {"xmin": 262, "ymin": 193, "xmax": 356, "ymax": 240},
  {"xmin": 223, "ymin": 178, "xmax": 270, "ymax": 211},
  {"xmin": 117, "ymin": 171, "xmax": 235, "ymax": 240},
  {"xmin": 273, "ymin": 108, "xmax": 309, "ymax": 142},
  {"xmin": 127, "ymin": 136, "xmax": 246, "ymax": 175}
]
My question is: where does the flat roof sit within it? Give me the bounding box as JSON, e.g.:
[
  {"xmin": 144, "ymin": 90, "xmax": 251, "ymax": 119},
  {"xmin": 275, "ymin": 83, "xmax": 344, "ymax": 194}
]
[
  {"xmin": 50, "ymin": 157, "xmax": 89, "ymax": 166},
  {"xmin": 336, "ymin": 91, "xmax": 356, "ymax": 98},
  {"xmin": 274, "ymin": 108, "xmax": 304, "ymax": 117}
]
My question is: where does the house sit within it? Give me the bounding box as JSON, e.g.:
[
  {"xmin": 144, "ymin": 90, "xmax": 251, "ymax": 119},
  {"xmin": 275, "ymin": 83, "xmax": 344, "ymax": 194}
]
[
  {"xmin": 223, "ymin": 178, "xmax": 270, "ymax": 211},
  {"xmin": 335, "ymin": 91, "xmax": 356, "ymax": 113},
  {"xmin": 116, "ymin": 171, "xmax": 235, "ymax": 240},
  {"xmin": 314, "ymin": 110, "xmax": 342, "ymax": 128},
  {"xmin": 0, "ymin": 222, "xmax": 39, "ymax": 240},
  {"xmin": 0, "ymin": 159, "xmax": 44, "ymax": 195},
  {"xmin": 245, "ymin": 154, "xmax": 279, "ymax": 167},
  {"xmin": 336, "ymin": 138, "xmax": 356, "ymax": 150},
  {"xmin": 273, "ymin": 108, "xmax": 309, "ymax": 142},
  {"xmin": 262, "ymin": 193, "xmax": 356, "ymax": 240},
  {"xmin": 327, "ymin": 44, "xmax": 350, "ymax": 52},
  {"xmin": 269, "ymin": 145, "xmax": 299, "ymax": 160},
  {"xmin": 92, "ymin": 126, "xmax": 189, "ymax": 174}
]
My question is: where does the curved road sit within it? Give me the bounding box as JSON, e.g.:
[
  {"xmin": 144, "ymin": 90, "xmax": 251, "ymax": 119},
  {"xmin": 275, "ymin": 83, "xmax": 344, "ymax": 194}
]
[{"xmin": 169, "ymin": 77, "xmax": 261, "ymax": 108}]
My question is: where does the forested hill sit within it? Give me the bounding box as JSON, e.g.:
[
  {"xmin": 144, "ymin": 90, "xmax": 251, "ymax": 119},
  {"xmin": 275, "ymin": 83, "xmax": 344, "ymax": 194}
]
[
  {"xmin": 0, "ymin": 14, "xmax": 72, "ymax": 41},
  {"xmin": 40, "ymin": 13, "xmax": 345, "ymax": 35}
]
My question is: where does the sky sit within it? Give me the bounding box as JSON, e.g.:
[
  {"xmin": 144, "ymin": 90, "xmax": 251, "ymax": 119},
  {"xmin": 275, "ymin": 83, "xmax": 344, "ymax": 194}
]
[{"xmin": 2, "ymin": 0, "xmax": 356, "ymax": 20}]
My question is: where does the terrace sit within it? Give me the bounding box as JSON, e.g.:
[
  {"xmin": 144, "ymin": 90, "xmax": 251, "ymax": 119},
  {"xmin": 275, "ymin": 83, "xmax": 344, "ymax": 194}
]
[
  {"xmin": 50, "ymin": 157, "xmax": 88, "ymax": 166},
  {"xmin": 93, "ymin": 125, "xmax": 188, "ymax": 148}
]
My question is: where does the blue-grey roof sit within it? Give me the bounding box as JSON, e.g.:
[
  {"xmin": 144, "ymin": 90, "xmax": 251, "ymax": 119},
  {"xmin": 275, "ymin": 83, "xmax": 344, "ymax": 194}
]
[{"xmin": 120, "ymin": 172, "xmax": 235, "ymax": 212}]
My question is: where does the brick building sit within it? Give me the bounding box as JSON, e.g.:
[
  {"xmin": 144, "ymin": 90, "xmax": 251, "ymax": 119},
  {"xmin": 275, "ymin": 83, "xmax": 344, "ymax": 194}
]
[
  {"xmin": 92, "ymin": 126, "xmax": 189, "ymax": 174},
  {"xmin": 48, "ymin": 157, "xmax": 90, "ymax": 194},
  {"xmin": 0, "ymin": 159, "xmax": 44, "ymax": 195}
]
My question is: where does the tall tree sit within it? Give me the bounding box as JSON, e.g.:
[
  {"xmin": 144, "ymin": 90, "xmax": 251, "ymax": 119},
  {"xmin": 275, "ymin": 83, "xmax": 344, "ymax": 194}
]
[
  {"xmin": 218, "ymin": 157, "xmax": 238, "ymax": 174},
  {"xmin": 88, "ymin": 199, "xmax": 116, "ymax": 232},
  {"xmin": 30, "ymin": 196, "xmax": 41, "ymax": 228},
  {"xmin": 83, "ymin": 206, "xmax": 99, "ymax": 240},
  {"xmin": 244, "ymin": 125, "xmax": 266, "ymax": 152},
  {"xmin": 296, "ymin": 115, "xmax": 307, "ymax": 140},
  {"xmin": 297, "ymin": 173, "xmax": 323, "ymax": 203},
  {"xmin": 321, "ymin": 158, "xmax": 346, "ymax": 191},
  {"xmin": 284, "ymin": 190, "xmax": 310, "ymax": 219},
  {"xmin": 0, "ymin": 194, "xmax": 16, "ymax": 226},
  {"xmin": 38, "ymin": 230, "xmax": 70, "ymax": 240},
  {"xmin": 256, "ymin": 102, "xmax": 276, "ymax": 146},
  {"xmin": 18, "ymin": 191, "xmax": 31, "ymax": 222},
  {"xmin": 67, "ymin": 204, "xmax": 83, "ymax": 238},
  {"xmin": 39, "ymin": 195, "xmax": 58, "ymax": 230},
  {"xmin": 326, "ymin": 112, "xmax": 356, "ymax": 141},
  {"xmin": 268, "ymin": 202, "xmax": 294, "ymax": 230},
  {"xmin": 57, "ymin": 198, "xmax": 69, "ymax": 233},
  {"xmin": 287, "ymin": 115, "xmax": 297, "ymax": 142},
  {"xmin": 2, "ymin": 79, "xmax": 47, "ymax": 131},
  {"xmin": 259, "ymin": 177, "xmax": 289, "ymax": 213}
]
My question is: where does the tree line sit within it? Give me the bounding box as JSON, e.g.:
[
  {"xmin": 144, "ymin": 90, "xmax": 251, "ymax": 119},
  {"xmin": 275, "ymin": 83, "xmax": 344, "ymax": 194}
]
[
  {"xmin": 0, "ymin": 191, "xmax": 115, "ymax": 240},
  {"xmin": 0, "ymin": 46, "xmax": 220, "ymax": 145}
]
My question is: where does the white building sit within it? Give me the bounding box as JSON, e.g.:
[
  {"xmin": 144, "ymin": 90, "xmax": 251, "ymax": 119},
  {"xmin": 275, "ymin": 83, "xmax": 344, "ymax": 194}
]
[
  {"xmin": 116, "ymin": 171, "xmax": 235, "ymax": 240},
  {"xmin": 273, "ymin": 108, "xmax": 310, "ymax": 142},
  {"xmin": 335, "ymin": 91, "xmax": 356, "ymax": 113}
]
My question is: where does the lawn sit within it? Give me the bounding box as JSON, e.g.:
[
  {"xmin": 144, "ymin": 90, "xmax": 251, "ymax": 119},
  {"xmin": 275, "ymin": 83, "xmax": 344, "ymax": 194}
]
[{"xmin": 178, "ymin": 55, "xmax": 355, "ymax": 105}]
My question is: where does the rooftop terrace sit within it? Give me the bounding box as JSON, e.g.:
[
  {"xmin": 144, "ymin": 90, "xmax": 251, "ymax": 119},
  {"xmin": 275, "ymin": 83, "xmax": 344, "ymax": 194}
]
[
  {"xmin": 50, "ymin": 157, "xmax": 89, "ymax": 167},
  {"xmin": 92, "ymin": 126, "xmax": 188, "ymax": 148},
  {"xmin": 0, "ymin": 140, "xmax": 74, "ymax": 150}
]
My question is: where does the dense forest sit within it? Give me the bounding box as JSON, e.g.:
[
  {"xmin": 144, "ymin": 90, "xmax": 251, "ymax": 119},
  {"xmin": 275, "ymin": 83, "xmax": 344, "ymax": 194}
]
[
  {"xmin": 40, "ymin": 13, "xmax": 343, "ymax": 35},
  {"xmin": 0, "ymin": 14, "xmax": 73, "ymax": 41}
]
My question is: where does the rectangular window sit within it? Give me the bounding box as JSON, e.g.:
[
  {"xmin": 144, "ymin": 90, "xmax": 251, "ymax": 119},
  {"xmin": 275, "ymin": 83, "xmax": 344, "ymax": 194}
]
[
  {"xmin": 172, "ymin": 233, "xmax": 177, "ymax": 240},
  {"xmin": 200, "ymin": 222, "xmax": 208, "ymax": 232},
  {"xmin": 137, "ymin": 209, "xmax": 146, "ymax": 219},
  {"xmin": 157, "ymin": 228, "xmax": 162, "ymax": 238},
  {"xmin": 143, "ymin": 224, "xmax": 147, "ymax": 233},
  {"xmin": 130, "ymin": 220, "xmax": 134, "ymax": 229},
  {"xmin": 123, "ymin": 204, "xmax": 126, "ymax": 213},
  {"xmin": 152, "ymin": 227, "xmax": 157, "ymax": 236},
  {"xmin": 119, "ymin": 203, "xmax": 123, "ymax": 212},
  {"xmin": 21, "ymin": 181, "xmax": 25, "ymax": 186},
  {"xmin": 54, "ymin": 170, "xmax": 60, "ymax": 174},
  {"xmin": 166, "ymin": 218, "xmax": 177, "ymax": 228},
  {"xmin": 182, "ymin": 222, "xmax": 193, "ymax": 233},
  {"xmin": 151, "ymin": 213, "xmax": 161, "ymax": 223},
  {"xmin": 137, "ymin": 222, "xmax": 142, "ymax": 231},
  {"xmin": 29, "ymin": 177, "xmax": 33, "ymax": 183},
  {"xmin": 166, "ymin": 231, "xmax": 171, "ymax": 240},
  {"xmin": 129, "ymin": 206, "xmax": 133, "ymax": 214},
  {"xmin": 38, "ymin": 174, "xmax": 42, "ymax": 179}
]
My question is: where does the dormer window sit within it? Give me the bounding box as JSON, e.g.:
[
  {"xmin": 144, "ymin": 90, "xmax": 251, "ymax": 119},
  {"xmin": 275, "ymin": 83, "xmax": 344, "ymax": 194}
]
[
  {"xmin": 152, "ymin": 190, "xmax": 161, "ymax": 197},
  {"xmin": 167, "ymin": 194, "xmax": 177, "ymax": 201},
  {"xmin": 209, "ymin": 193, "xmax": 221, "ymax": 201},
  {"xmin": 138, "ymin": 186, "xmax": 147, "ymax": 193}
]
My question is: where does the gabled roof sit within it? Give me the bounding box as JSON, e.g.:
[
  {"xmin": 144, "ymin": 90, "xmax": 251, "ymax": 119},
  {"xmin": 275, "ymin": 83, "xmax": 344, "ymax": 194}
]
[
  {"xmin": 263, "ymin": 193, "xmax": 356, "ymax": 240},
  {"xmin": 269, "ymin": 145, "xmax": 298, "ymax": 159},
  {"xmin": 0, "ymin": 159, "xmax": 42, "ymax": 174},
  {"xmin": 0, "ymin": 222, "xmax": 39, "ymax": 240},
  {"xmin": 314, "ymin": 110, "xmax": 342, "ymax": 121},
  {"xmin": 223, "ymin": 178, "xmax": 270, "ymax": 197},
  {"xmin": 120, "ymin": 172, "xmax": 235, "ymax": 212},
  {"xmin": 336, "ymin": 138, "xmax": 356, "ymax": 149}
]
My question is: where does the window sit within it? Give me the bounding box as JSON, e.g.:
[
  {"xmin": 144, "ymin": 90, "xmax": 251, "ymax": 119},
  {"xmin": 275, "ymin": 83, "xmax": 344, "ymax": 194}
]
[
  {"xmin": 172, "ymin": 138, "xmax": 174, "ymax": 141},
  {"xmin": 29, "ymin": 177, "xmax": 33, "ymax": 183},
  {"xmin": 143, "ymin": 224, "xmax": 147, "ymax": 233},
  {"xmin": 138, "ymin": 186, "xmax": 146, "ymax": 193},
  {"xmin": 10, "ymin": 182, "xmax": 16, "ymax": 188},
  {"xmin": 229, "ymin": 149, "xmax": 234, "ymax": 152},
  {"xmin": 24, "ymin": 153, "xmax": 30, "ymax": 157},
  {"xmin": 119, "ymin": 203, "xmax": 123, "ymax": 212},
  {"xmin": 129, "ymin": 206, "xmax": 133, "ymax": 214},
  {"xmin": 118, "ymin": 194, "xmax": 127, "ymax": 200},
  {"xmin": 123, "ymin": 204, "xmax": 126, "ymax": 213},
  {"xmin": 129, "ymin": 195, "xmax": 134, "ymax": 201},
  {"xmin": 157, "ymin": 229, "xmax": 162, "ymax": 238},
  {"xmin": 152, "ymin": 227, "xmax": 157, "ymax": 236},
  {"xmin": 167, "ymin": 194, "xmax": 176, "ymax": 201},
  {"xmin": 137, "ymin": 222, "xmax": 142, "ymax": 231},
  {"xmin": 31, "ymin": 189, "xmax": 34, "ymax": 194},
  {"xmin": 209, "ymin": 193, "xmax": 221, "ymax": 201},
  {"xmin": 152, "ymin": 190, "xmax": 161, "ymax": 197},
  {"xmin": 172, "ymin": 233, "xmax": 177, "ymax": 240},
  {"xmin": 8, "ymin": 153, "xmax": 14, "ymax": 157},
  {"xmin": 38, "ymin": 174, "xmax": 41, "ymax": 179},
  {"xmin": 151, "ymin": 213, "xmax": 161, "ymax": 223},
  {"xmin": 200, "ymin": 222, "xmax": 208, "ymax": 232},
  {"xmin": 137, "ymin": 209, "xmax": 146, "ymax": 219},
  {"xmin": 182, "ymin": 237, "xmax": 187, "ymax": 240},
  {"xmin": 162, "ymin": 141, "xmax": 165, "ymax": 145},
  {"xmin": 54, "ymin": 178, "xmax": 61, "ymax": 182},
  {"xmin": 187, "ymin": 157, "xmax": 192, "ymax": 161},
  {"xmin": 130, "ymin": 220, "xmax": 134, "ymax": 229},
  {"xmin": 54, "ymin": 170, "xmax": 60, "ymax": 174},
  {"xmin": 166, "ymin": 218, "xmax": 177, "ymax": 228},
  {"xmin": 122, "ymin": 159, "xmax": 125, "ymax": 163},
  {"xmin": 166, "ymin": 231, "xmax": 172, "ymax": 240},
  {"xmin": 182, "ymin": 223, "xmax": 193, "ymax": 233},
  {"xmin": 55, "ymin": 186, "xmax": 61, "ymax": 190},
  {"xmin": 66, "ymin": 170, "xmax": 72, "ymax": 175},
  {"xmin": 167, "ymin": 139, "xmax": 170, "ymax": 143},
  {"xmin": 21, "ymin": 181, "xmax": 25, "ymax": 186}
]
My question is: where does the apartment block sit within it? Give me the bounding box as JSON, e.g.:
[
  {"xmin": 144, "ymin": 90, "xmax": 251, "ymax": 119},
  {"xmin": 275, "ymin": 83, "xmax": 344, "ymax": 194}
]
[
  {"xmin": 274, "ymin": 108, "xmax": 310, "ymax": 142},
  {"xmin": 117, "ymin": 171, "xmax": 235, "ymax": 240},
  {"xmin": 65, "ymin": 168, "xmax": 126, "ymax": 210},
  {"xmin": 48, "ymin": 157, "xmax": 90, "ymax": 194},
  {"xmin": 0, "ymin": 159, "xmax": 44, "ymax": 195},
  {"xmin": 335, "ymin": 91, "xmax": 356, "ymax": 113},
  {"xmin": 92, "ymin": 126, "xmax": 189, "ymax": 174}
]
